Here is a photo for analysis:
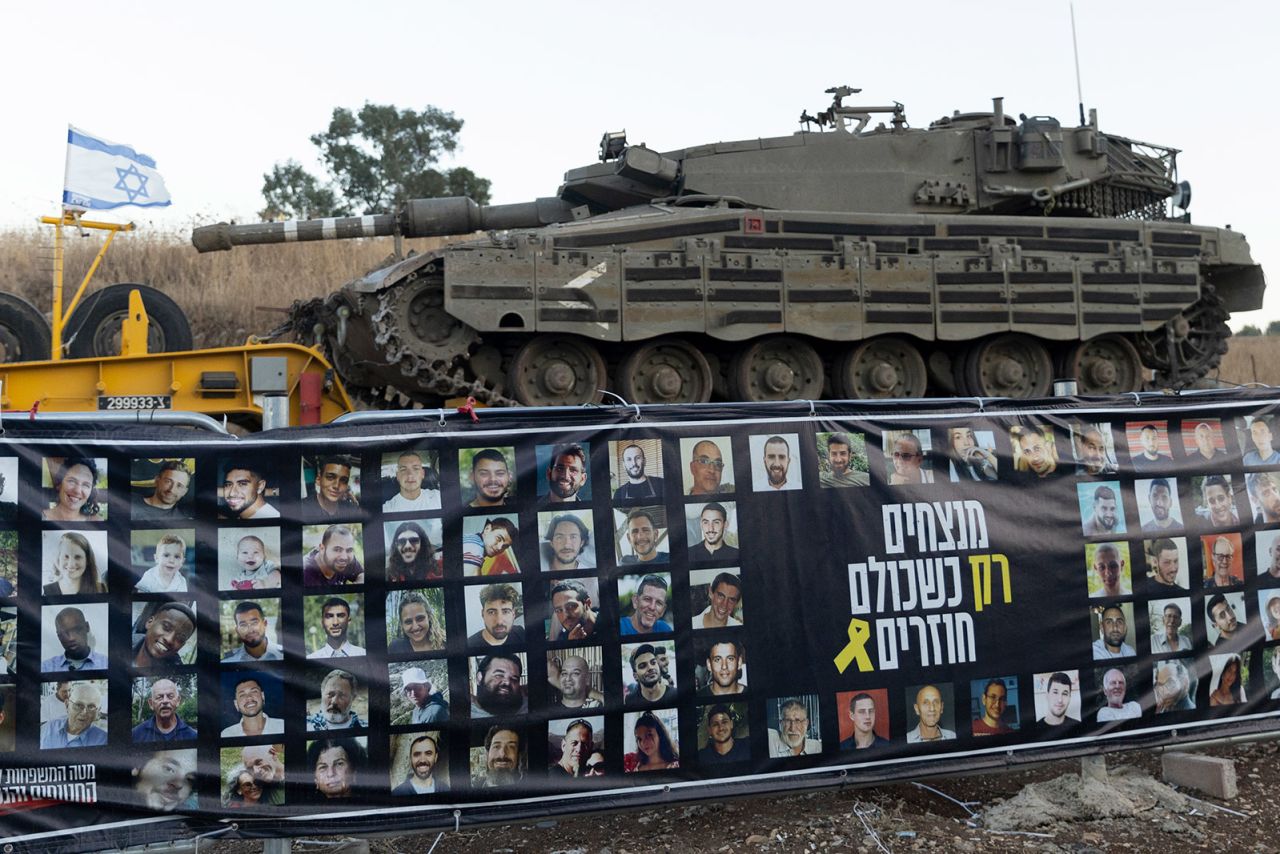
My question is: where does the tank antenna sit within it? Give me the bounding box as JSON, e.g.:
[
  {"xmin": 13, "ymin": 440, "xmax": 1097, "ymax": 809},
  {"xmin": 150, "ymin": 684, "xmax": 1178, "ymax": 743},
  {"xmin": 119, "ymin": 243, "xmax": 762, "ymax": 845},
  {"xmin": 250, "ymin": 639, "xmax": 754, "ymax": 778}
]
[{"xmin": 1070, "ymin": 1, "xmax": 1086, "ymax": 126}]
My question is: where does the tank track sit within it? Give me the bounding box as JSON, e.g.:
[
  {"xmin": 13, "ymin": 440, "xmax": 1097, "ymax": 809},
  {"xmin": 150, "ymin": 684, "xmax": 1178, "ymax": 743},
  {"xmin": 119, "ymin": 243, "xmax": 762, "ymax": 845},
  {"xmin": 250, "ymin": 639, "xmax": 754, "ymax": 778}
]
[{"xmin": 287, "ymin": 267, "xmax": 1233, "ymax": 407}]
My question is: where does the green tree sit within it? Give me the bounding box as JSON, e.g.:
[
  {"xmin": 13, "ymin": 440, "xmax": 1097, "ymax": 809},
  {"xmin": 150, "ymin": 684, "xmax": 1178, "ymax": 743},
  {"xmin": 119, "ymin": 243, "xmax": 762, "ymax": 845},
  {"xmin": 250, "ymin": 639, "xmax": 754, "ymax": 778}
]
[
  {"xmin": 1238, "ymin": 324, "xmax": 1262, "ymax": 336},
  {"xmin": 260, "ymin": 103, "xmax": 491, "ymax": 220},
  {"xmin": 1267, "ymin": 320, "xmax": 1280, "ymax": 336}
]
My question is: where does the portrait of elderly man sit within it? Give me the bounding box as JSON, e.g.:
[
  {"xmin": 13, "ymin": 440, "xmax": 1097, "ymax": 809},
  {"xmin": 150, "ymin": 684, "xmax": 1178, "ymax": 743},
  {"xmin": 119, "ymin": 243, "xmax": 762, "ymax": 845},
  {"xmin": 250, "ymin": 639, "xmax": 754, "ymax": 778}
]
[
  {"xmin": 767, "ymin": 697, "xmax": 822, "ymax": 757},
  {"xmin": 382, "ymin": 450, "xmax": 440, "ymax": 512},
  {"xmin": 132, "ymin": 459, "xmax": 193, "ymax": 520},
  {"xmin": 1202, "ymin": 534, "xmax": 1244, "ymax": 589},
  {"xmin": 306, "ymin": 670, "xmax": 366, "ymax": 731},
  {"xmin": 1096, "ymin": 668, "xmax": 1141, "ymax": 721},
  {"xmin": 1149, "ymin": 600, "xmax": 1192, "ymax": 654},
  {"xmin": 906, "ymin": 684, "xmax": 955, "ymax": 743},
  {"xmin": 1258, "ymin": 530, "xmax": 1280, "ymax": 581},
  {"xmin": 40, "ymin": 680, "xmax": 107, "ymax": 748},
  {"xmin": 132, "ymin": 677, "xmax": 197, "ymax": 742},
  {"xmin": 1154, "ymin": 660, "xmax": 1196, "ymax": 713}
]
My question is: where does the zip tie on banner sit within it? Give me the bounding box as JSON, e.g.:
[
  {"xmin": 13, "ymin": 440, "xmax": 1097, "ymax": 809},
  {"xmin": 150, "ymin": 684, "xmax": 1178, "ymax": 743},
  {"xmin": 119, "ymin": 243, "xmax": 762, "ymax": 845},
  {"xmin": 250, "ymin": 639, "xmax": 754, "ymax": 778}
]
[
  {"xmin": 1129, "ymin": 392, "xmax": 1142, "ymax": 406},
  {"xmin": 453, "ymin": 808, "xmax": 462, "ymax": 832},
  {"xmin": 597, "ymin": 389, "xmax": 643, "ymax": 422},
  {"xmin": 436, "ymin": 409, "xmax": 447, "ymax": 427},
  {"xmin": 972, "ymin": 397, "xmax": 986, "ymax": 413},
  {"xmin": 458, "ymin": 396, "xmax": 480, "ymax": 424},
  {"xmin": 800, "ymin": 399, "xmax": 816, "ymax": 418}
]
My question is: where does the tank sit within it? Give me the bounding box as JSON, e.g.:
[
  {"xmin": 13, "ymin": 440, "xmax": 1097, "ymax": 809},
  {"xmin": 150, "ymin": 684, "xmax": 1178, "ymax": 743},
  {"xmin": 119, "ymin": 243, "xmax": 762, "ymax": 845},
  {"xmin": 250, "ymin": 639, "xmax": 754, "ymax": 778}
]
[{"xmin": 192, "ymin": 87, "xmax": 1266, "ymax": 406}]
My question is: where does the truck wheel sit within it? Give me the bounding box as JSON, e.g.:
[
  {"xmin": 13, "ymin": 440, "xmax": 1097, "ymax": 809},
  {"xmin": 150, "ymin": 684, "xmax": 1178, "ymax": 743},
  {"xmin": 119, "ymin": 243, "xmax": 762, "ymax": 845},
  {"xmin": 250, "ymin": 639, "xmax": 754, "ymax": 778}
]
[
  {"xmin": 0, "ymin": 292, "xmax": 52, "ymax": 362},
  {"xmin": 64, "ymin": 283, "xmax": 192, "ymax": 358}
]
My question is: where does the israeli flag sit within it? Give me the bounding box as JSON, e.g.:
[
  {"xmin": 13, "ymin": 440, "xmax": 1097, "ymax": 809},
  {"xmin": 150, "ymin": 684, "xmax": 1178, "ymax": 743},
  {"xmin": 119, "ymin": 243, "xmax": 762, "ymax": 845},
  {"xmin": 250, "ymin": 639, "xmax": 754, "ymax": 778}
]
[{"xmin": 62, "ymin": 126, "xmax": 172, "ymax": 210}]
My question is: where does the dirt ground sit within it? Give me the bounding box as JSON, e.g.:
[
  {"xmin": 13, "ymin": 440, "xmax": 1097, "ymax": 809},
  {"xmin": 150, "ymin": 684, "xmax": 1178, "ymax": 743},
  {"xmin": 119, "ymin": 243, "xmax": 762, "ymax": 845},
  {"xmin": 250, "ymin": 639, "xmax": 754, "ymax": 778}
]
[{"xmin": 204, "ymin": 740, "xmax": 1280, "ymax": 854}]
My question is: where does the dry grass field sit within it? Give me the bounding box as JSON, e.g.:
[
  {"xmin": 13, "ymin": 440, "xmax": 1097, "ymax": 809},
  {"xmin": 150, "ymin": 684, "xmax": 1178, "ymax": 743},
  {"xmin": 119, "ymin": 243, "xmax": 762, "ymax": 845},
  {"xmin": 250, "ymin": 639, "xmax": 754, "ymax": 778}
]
[
  {"xmin": 0, "ymin": 226, "xmax": 1272, "ymax": 390},
  {"xmin": 0, "ymin": 227, "xmax": 444, "ymax": 349}
]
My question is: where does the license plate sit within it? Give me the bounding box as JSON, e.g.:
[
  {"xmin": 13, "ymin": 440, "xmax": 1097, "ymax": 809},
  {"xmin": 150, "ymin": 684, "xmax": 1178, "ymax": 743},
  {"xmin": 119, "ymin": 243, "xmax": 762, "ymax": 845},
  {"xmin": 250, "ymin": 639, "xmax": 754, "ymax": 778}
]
[{"xmin": 97, "ymin": 395, "xmax": 173, "ymax": 411}]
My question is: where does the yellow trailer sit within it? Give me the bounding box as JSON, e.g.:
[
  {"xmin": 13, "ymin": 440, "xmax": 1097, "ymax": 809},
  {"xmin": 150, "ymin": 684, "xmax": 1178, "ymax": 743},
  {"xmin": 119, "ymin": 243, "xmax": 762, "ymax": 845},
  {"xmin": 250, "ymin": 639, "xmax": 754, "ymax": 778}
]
[{"xmin": 0, "ymin": 339, "xmax": 354, "ymax": 428}]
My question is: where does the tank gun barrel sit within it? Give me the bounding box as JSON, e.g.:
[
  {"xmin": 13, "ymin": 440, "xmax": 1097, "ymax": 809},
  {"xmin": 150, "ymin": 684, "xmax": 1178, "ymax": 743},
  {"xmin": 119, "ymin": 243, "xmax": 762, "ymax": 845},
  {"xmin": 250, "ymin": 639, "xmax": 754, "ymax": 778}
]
[{"xmin": 191, "ymin": 196, "xmax": 577, "ymax": 253}]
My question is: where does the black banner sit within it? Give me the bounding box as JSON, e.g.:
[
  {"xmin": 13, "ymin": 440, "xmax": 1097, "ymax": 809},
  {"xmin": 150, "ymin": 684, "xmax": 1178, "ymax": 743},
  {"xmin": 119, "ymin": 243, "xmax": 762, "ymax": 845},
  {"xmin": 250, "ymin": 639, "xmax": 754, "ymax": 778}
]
[{"xmin": 2, "ymin": 391, "xmax": 1280, "ymax": 850}]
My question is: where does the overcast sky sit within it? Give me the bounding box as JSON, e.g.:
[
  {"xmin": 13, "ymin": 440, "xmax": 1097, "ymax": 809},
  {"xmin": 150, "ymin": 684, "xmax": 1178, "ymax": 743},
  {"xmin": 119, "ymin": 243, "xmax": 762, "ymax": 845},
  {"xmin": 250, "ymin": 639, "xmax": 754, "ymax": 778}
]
[{"xmin": 3, "ymin": 0, "xmax": 1274, "ymax": 327}]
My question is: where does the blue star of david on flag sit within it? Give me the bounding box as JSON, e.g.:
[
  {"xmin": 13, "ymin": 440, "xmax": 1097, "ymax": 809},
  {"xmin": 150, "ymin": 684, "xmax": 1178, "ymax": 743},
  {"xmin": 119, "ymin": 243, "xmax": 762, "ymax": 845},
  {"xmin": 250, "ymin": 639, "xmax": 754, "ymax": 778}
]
[
  {"xmin": 63, "ymin": 126, "xmax": 172, "ymax": 210},
  {"xmin": 113, "ymin": 163, "xmax": 151, "ymax": 203}
]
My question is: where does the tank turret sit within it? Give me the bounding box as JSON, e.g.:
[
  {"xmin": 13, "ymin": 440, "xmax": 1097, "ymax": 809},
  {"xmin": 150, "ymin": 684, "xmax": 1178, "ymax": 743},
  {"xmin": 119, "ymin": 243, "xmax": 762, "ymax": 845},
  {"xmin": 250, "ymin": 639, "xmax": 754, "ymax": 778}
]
[{"xmin": 193, "ymin": 87, "xmax": 1265, "ymax": 408}]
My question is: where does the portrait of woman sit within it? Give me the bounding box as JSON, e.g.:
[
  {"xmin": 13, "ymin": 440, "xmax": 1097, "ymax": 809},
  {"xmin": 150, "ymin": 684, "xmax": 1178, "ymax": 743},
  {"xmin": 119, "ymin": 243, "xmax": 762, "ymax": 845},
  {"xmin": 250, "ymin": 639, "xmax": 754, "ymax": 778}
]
[
  {"xmin": 223, "ymin": 764, "xmax": 263, "ymax": 808},
  {"xmin": 42, "ymin": 457, "xmax": 106, "ymax": 522},
  {"xmin": 43, "ymin": 532, "xmax": 107, "ymax": 596},
  {"xmin": 1209, "ymin": 655, "xmax": 1246, "ymax": 706},
  {"xmin": 387, "ymin": 591, "xmax": 446, "ymax": 654},
  {"xmin": 624, "ymin": 710, "xmax": 680, "ymax": 772}
]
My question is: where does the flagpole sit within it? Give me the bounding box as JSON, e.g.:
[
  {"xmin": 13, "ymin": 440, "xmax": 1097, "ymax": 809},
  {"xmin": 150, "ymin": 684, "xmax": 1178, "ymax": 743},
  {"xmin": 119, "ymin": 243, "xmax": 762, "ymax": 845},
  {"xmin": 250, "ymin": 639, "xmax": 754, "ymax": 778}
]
[{"xmin": 52, "ymin": 126, "xmax": 75, "ymax": 361}]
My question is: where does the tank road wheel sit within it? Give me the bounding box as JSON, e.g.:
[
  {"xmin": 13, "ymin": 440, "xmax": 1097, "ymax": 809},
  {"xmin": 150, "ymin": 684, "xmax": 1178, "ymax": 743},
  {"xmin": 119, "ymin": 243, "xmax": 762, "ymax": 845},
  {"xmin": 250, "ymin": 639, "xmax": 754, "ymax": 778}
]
[
  {"xmin": 617, "ymin": 338, "xmax": 714, "ymax": 404},
  {"xmin": 0, "ymin": 292, "xmax": 52, "ymax": 362},
  {"xmin": 835, "ymin": 336, "xmax": 928, "ymax": 399},
  {"xmin": 508, "ymin": 337, "xmax": 607, "ymax": 407},
  {"xmin": 959, "ymin": 333, "xmax": 1054, "ymax": 399},
  {"xmin": 64, "ymin": 283, "xmax": 192, "ymax": 359},
  {"xmin": 728, "ymin": 336, "xmax": 825, "ymax": 402},
  {"xmin": 1061, "ymin": 335, "xmax": 1144, "ymax": 394}
]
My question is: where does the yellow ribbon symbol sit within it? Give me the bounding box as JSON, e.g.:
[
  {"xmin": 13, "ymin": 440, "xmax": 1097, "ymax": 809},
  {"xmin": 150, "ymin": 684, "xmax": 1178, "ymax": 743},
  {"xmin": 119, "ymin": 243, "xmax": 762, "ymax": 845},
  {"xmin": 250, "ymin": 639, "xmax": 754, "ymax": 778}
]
[{"xmin": 833, "ymin": 617, "xmax": 873, "ymax": 674}]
